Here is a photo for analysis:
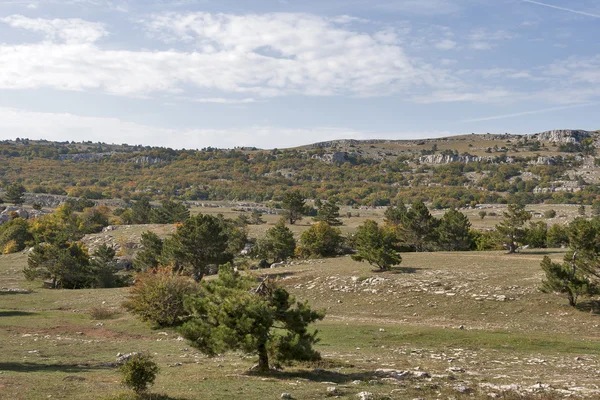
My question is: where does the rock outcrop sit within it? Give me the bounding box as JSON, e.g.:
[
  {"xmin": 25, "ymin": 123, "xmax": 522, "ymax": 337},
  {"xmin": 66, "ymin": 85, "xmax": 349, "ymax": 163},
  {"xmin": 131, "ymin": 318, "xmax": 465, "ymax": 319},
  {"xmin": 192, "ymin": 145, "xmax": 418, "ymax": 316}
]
[
  {"xmin": 311, "ymin": 152, "xmax": 351, "ymax": 164},
  {"xmin": 419, "ymin": 155, "xmax": 514, "ymax": 164},
  {"xmin": 533, "ymin": 130, "xmax": 591, "ymax": 144}
]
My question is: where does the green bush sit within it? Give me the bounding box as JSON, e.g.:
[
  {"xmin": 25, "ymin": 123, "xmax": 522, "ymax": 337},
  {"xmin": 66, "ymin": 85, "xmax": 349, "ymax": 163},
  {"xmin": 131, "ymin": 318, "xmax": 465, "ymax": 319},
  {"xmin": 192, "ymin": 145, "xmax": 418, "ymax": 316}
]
[
  {"xmin": 544, "ymin": 209, "xmax": 557, "ymax": 219},
  {"xmin": 296, "ymin": 222, "xmax": 343, "ymax": 258},
  {"xmin": 120, "ymin": 353, "xmax": 159, "ymax": 394},
  {"xmin": 123, "ymin": 266, "xmax": 199, "ymax": 327}
]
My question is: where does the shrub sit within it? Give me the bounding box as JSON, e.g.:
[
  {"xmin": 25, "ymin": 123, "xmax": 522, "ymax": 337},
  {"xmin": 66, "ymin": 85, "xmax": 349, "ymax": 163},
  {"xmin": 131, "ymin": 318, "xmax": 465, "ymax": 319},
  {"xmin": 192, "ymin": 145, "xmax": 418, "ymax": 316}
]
[
  {"xmin": 0, "ymin": 218, "xmax": 32, "ymax": 252},
  {"xmin": 544, "ymin": 209, "xmax": 557, "ymax": 219},
  {"xmin": 120, "ymin": 353, "xmax": 159, "ymax": 394},
  {"xmin": 3, "ymin": 240, "xmax": 19, "ymax": 254},
  {"xmin": 89, "ymin": 306, "xmax": 117, "ymax": 320},
  {"xmin": 296, "ymin": 222, "xmax": 343, "ymax": 258},
  {"xmin": 122, "ymin": 266, "xmax": 199, "ymax": 327}
]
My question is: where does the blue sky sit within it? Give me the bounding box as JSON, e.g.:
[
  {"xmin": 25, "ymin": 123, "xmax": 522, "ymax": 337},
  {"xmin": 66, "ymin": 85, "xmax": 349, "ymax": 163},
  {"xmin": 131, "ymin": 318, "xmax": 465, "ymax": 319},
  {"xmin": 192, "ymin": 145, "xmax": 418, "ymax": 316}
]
[{"xmin": 0, "ymin": 0, "xmax": 598, "ymax": 149}]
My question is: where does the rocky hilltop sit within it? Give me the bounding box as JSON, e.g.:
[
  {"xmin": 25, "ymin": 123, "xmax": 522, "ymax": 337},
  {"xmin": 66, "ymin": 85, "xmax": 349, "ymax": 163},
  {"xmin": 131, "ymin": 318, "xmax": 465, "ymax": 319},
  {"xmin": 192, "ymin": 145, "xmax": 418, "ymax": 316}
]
[{"xmin": 532, "ymin": 130, "xmax": 592, "ymax": 144}]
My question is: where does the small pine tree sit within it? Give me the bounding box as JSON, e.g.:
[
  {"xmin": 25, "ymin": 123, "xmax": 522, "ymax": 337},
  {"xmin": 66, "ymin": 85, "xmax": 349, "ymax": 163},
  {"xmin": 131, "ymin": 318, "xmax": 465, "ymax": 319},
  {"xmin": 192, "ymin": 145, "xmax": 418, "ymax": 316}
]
[
  {"xmin": 495, "ymin": 204, "xmax": 531, "ymax": 253},
  {"xmin": 313, "ymin": 198, "xmax": 342, "ymax": 226},
  {"xmin": 437, "ymin": 208, "xmax": 472, "ymax": 251},
  {"xmin": 254, "ymin": 219, "xmax": 296, "ymax": 263},
  {"xmin": 133, "ymin": 231, "xmax": 164, "ymax": 271},
  {"xmin": 281, "ymin": 190, "xmax": 306, "ymax": 225},
  {"xmin": 478, "ymin": 210, "xmax": 487, "ymax": 220},
  {"xmin": 384, "ymin": 204, "xmax": 408, "ymax": 225},
  {"xmin": 4, "ymin": 183, "xmax": 25, "ymax": 205},
  {"xmin": 540, "ymin": 256, "xmax": 592, "ymax": 307},
  {"xmin": 180, "ymin": 265, "xmax": 324, "ymax": 372},
  {"xmin": 120, "ymin": 353, "xmax": 159, "ymax": 394},
  {"xmin": 351, "ymin": 220, "xmax": 401, "ymax": 270},
  {"xmin": 296, "ymin": 222, "xmax": 343, "ymax": 258}
]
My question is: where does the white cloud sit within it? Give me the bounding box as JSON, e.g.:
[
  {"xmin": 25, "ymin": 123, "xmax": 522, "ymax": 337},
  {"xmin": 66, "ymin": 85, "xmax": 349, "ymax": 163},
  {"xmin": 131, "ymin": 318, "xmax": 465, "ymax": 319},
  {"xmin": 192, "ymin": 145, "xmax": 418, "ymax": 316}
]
[
  {"xmin": 468, "ymin": 29, "xmax": 513, "ymax": 50},
  {"xmin": 0, "ymin": 13, "xmax": 457, "ymax": 99},
  {"xmin": 0, "ymin": 107, "xmax": 452, "ymax": 149},
  {"xmin": 470, "ymin": 42, "xmax": 493, "ymax": 51},
  {"xmin": 0, "ymin": 14, "xmax": 107, "ymax": 43},
  {"xmin": 414, "ymin": 88, "xmax": 519, "ymax": 104},
  {"xmin": 435, "ymin": 39, "xmax": 457, "ymax": 50},
  {"xmin": 462, "ymin": 102, "xmax": 600, "ymax": 122},
  {"xmin": 374, "ymin": 0, "xmax": 461, "ymax": 15}
]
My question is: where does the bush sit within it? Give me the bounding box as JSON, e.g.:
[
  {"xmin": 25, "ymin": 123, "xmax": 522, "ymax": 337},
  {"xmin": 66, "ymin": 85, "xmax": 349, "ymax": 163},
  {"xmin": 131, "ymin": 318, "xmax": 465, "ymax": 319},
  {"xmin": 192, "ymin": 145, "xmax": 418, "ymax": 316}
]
[
  {"xmin": 544, "ymin": 209, "xmax": 557, "ymax": 219},
  {"xmin": 122, "ymin": 266, "xmax": 199, "ymax": 327},
  {"xmin": 89, "ymin": 306, "xmax": 118, "ymax": 320},
  {"xmin": 120, "ymin": 353, "xmax": 159, "ymax": 394},
  {"xmin": 296, "ymin": 222, "xmax": 343, "ymax": 258},
  {"xmin": 0, "ymin": 218, "xmax": 32, "ymax": 252},
  {"xmin": 3, "ymin": 239, "xmax": 19, "ymax": 254}
]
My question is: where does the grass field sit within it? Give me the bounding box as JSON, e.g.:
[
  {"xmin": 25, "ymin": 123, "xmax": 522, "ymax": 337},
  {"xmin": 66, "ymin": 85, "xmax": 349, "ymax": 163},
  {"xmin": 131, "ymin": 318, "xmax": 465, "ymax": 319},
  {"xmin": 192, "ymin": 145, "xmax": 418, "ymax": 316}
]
[{"xmin": 2, "ymin": 244, "xmax": 600, "ymax": 399}]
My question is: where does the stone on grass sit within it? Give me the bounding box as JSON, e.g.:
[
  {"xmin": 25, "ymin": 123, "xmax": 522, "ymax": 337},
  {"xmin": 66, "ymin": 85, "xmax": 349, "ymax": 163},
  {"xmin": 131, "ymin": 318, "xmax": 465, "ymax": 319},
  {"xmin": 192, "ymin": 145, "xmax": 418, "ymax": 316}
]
[{"xmin": 356, "ymin": 392, "xmax": 373, "ymax": 400}]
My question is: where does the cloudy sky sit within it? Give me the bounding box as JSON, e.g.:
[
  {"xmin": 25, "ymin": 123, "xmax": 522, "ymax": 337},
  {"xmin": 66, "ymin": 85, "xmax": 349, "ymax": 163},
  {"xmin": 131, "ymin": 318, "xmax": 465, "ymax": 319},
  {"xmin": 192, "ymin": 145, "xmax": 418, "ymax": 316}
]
[{"xmin": 0, "ymin": 0, "xmax": 598, "ymax": 149}]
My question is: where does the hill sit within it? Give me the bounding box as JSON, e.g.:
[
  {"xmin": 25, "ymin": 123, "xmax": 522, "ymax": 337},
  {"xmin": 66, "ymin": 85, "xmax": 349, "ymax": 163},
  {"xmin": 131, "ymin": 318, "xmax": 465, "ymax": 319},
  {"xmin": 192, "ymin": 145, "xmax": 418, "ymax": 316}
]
[{"xmin": 1, "ymin": 129, "xmax": 600, "ymax": 209}]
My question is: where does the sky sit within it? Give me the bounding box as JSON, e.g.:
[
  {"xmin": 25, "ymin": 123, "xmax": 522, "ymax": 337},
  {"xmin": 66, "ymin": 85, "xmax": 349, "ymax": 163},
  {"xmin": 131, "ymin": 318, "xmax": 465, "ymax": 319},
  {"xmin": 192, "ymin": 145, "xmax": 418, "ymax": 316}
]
[{"xmin": 0, "ymin": 0, "xmax": 598, "ymax": 149}]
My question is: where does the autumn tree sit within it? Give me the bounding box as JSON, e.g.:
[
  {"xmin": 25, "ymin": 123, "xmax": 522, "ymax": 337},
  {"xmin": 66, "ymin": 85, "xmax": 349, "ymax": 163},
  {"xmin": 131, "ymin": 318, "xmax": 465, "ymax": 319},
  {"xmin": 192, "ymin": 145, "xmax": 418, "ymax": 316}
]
[
  {"xmin": 180, "ymin": 265, "xmax": 324, "ymax": 372},
  {"xmin": 29, "ymin": 203, "xmax": 83, "ymax": 246}
]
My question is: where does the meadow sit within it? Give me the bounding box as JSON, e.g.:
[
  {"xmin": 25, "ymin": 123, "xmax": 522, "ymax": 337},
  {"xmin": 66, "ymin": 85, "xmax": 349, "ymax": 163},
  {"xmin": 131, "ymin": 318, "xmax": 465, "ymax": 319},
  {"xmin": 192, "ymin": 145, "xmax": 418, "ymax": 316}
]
[{"xmin": 2, "ymin": 241, "xmax": 599, "ymax": 399}]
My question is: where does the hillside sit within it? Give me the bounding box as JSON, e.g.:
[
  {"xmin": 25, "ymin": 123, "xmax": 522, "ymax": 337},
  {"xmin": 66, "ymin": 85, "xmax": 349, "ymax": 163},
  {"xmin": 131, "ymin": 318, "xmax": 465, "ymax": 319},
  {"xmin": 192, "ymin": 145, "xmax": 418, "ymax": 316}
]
[{"xmin": 1, "ymin": 129, "xmax": 600, "ymax": 209}]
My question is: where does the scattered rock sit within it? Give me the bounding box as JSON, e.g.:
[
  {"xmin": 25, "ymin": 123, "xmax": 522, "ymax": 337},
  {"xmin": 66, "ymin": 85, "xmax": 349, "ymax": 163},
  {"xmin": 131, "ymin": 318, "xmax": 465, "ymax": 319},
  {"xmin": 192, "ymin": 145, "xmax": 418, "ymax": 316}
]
[
  {"xmin": 356, "ymin": 392, "xmax": 373, "ymax": 400},
  {"xmin": 280, "ymin": 393, "xmax": 292, "ymax": 399},
  {"xmin": 326, "ymin": 386, "xmax": 338, "ymax": 394},
  {"xmin": 116, "ymin": 352, "xmax": 139, "ymax": 364},
  {"xmin": 455, "ymin": 385, "xmax": 472, "ymax": 394}
]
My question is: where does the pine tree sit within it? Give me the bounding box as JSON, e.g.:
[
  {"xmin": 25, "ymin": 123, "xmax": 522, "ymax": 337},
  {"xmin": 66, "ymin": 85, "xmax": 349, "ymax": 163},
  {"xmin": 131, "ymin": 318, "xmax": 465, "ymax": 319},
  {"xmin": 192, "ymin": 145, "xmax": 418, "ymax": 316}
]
[
  {"xmin": 437, "ymin": 208, "xmax": 472, "ymax": 251},
  {"xmin": 168, "ymin": 214, "xmax": 233, "ymax": 281},
  {"xmin": 541, "ymin": 256, "xmax": 592, "ymax": 307},
  {"xmin": 180, "ymin": 265, "xmax": 324, "ymax": 372},
  {"xmin": 495, "ymin": 204, "xmax": 531, "ymax": 253},
  {"xmin": 131, "ymin": 197, "xmax": 151, "ymax": 224},
  {"xmin": 296, "ymin": 222, "xmax": 342, "ymax": 258},
  {"xmin": 313, "ymin": 198, "xmax": 342, "ymax": 226},
  {"xmin": 281, "ymin": 190, "xmax": 305, "ymax": 225},
  {"xmin": 149, "ymin": 200, "xmax": 190, "ymax": 224},
  {"xmin": 254, "ymin": 219, "xmax": 296, "ymax": 263},
  {"xmin": 4, "ymin": 183, "xmax": 25, "ymax": 205},
  {"xmin": 400, "ymin": 200, "xmax": 439, "ymax": 252},
  {"xmin": 384, "ymin": 204, "xmax": 408, "ymax": 225},
  {"xmin": 351, "ymin": 220, "xmax": 402, "ymax": 270}
]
